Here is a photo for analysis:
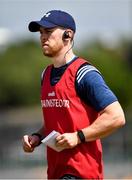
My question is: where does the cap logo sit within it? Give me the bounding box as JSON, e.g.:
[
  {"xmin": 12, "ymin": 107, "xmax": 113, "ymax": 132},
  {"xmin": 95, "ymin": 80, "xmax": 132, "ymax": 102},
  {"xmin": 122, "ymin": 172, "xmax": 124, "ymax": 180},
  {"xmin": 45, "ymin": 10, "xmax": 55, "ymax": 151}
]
[{"xmin": 43, "ymin": 12, "xmax": 51, "ymax": 18}]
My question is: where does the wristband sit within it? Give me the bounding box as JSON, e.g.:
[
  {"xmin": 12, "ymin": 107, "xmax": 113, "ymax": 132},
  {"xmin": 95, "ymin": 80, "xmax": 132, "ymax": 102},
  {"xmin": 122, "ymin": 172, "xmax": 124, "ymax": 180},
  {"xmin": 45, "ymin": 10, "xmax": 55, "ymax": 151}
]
[
  {"xmin": 31, "ymin": 133, "xmax": 42, "ymax": 145},
  {"xmin": 77, "ymin": 130, "xmax": 85, "ymax": 143}
]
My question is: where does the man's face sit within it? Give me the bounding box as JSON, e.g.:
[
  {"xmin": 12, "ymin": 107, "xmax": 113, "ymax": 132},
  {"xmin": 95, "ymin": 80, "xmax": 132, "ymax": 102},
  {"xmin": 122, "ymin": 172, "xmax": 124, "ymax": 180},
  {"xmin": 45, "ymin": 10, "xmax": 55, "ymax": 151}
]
[{"xmin": 39, "ymin": 27, "xmax": 65, "ymax": 57}]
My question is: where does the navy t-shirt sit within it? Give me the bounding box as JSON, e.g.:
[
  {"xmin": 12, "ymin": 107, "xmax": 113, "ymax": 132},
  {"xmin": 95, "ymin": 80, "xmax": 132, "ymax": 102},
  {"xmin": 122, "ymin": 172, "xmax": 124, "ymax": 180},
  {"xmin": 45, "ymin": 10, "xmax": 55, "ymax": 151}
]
[{"xmin": 42, "ymin": 57, "xmax": 117, "ymax": 112}]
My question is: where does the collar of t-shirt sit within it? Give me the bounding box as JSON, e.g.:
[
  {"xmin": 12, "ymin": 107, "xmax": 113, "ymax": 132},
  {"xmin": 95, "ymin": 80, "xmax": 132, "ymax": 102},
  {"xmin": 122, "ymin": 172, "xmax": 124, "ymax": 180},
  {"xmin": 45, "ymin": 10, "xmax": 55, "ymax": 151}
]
[{"xmin": 50, "ymin": 56, "xmax": 78, "ymax": 86}]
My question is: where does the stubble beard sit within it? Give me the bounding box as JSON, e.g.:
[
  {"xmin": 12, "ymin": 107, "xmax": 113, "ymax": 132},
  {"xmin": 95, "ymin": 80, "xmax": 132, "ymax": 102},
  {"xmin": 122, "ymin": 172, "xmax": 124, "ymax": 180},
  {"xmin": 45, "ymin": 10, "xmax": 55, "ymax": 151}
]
[
  {"xmin": 43, "ymin": 50, "xmax": 56, "ymax": 57},
  {"xmin": 42, "ymin": 44, "xmax": 63, "ymax": 58}
]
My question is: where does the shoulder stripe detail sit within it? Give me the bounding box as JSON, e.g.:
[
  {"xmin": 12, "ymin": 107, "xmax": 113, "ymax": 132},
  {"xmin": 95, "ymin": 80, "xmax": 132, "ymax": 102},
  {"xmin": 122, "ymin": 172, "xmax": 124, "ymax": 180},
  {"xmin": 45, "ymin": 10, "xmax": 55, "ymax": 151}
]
[
  {"xmin": 41, "ymin": 68, "xmax": 46, "ymax": 86},
  {"xmin": 77, "ymin": 65, "xmax": 100, "ymax": 83},
  {"xmin": 77, "ymin": 65, "xmax": 90, "ymax": 75},
  {"xmin": 77, "ymin": 66, "xmax": 90, "ymax": 81}
]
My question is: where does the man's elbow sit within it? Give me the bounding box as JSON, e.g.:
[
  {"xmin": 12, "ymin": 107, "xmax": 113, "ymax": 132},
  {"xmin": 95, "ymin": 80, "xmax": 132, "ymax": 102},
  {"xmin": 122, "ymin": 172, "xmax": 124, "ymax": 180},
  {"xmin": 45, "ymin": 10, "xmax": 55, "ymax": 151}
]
[
  {"xmin": 115, "ymin": 114, "xmax": 126, "ymax": 128},
  {"xmin": 113, "ymin": 102, "xmax": 126, "ymax": 128}
]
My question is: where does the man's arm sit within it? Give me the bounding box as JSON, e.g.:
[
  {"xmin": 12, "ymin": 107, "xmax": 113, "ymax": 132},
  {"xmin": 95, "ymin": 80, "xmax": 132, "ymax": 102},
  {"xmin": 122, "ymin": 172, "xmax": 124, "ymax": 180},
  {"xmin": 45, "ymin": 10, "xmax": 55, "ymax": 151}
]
[
  {"xmin": 81, "ymin": 101, "xmax": 125, "ymax": 142},
  {"xmin": 56, "ymin": 101, "xmax": 125, "ymax": 148},
  {"xmin": 32, "ymin": 125, "xmax": 45, "ymax": 138}
]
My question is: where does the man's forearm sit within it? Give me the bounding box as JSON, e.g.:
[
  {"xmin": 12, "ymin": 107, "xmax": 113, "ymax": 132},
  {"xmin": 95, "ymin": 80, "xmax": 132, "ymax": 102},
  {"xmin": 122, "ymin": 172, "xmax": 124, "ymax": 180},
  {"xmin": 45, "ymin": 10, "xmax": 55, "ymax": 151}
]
[
  {"xmin": 82, "ymin": 102, "xmax": 125, "ymax": 142},
  {"xmin": 33, "ymin": 125, "xmax": 45, "ymax": 139}
]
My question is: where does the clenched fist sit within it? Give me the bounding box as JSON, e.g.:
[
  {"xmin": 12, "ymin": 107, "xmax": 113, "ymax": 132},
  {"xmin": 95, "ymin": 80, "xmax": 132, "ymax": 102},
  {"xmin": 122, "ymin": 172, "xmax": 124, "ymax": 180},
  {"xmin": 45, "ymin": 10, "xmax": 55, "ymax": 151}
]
[{"xmin": 22, "ymin": 135, "xmax": 40, "ymax": 153}]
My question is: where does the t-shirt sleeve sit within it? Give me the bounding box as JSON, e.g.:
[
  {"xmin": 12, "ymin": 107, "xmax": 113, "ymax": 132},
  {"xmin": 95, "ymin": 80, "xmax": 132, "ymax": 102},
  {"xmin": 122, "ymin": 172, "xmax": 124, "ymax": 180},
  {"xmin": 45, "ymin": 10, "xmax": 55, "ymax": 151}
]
[{"xmin": 76, "ymin": 65, "xmax": 118, "ymax": 112}]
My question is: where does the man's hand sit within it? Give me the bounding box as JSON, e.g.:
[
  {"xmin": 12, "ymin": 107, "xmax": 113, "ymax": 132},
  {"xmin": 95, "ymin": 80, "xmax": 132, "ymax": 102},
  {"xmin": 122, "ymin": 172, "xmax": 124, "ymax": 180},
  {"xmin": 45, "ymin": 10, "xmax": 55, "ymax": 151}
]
[
  {"xmin": 22, "ymin": 135, "xmax": 40, "ymax": 153},
  {"xmin": 55, "ymin": 132, "xmax": 80, "ymax": 149}
]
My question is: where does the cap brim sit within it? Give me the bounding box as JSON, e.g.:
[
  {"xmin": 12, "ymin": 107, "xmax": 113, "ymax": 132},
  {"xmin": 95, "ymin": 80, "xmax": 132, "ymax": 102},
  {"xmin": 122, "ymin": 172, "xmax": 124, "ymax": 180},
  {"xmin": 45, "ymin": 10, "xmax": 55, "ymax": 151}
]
[{"xmin": 28, "ymin": 20, "xmax": 58, "ymax": 32}]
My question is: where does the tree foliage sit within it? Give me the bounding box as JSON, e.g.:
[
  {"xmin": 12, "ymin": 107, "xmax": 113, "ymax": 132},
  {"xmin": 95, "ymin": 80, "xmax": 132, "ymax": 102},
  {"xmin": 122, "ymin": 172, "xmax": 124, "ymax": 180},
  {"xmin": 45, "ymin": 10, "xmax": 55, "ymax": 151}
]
[{"xmin": 0, "ymin": 40, "xmax": 49, "ymax": 107}]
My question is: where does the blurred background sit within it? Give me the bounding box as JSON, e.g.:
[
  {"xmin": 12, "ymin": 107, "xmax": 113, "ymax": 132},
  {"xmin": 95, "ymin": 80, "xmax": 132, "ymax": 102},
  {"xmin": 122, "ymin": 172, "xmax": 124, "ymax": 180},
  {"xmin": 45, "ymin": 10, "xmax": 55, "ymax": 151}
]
[{"xmin": 0, "ymin": 0, "xmax": 132, "ymax": 179}]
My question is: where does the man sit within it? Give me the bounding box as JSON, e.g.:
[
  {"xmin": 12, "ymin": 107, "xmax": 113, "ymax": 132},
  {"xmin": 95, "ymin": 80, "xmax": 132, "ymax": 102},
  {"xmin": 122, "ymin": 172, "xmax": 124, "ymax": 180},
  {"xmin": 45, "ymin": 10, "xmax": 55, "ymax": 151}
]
[{"xmin": 22, "ymin": 10, "xmax": 125, "ymax": 179}]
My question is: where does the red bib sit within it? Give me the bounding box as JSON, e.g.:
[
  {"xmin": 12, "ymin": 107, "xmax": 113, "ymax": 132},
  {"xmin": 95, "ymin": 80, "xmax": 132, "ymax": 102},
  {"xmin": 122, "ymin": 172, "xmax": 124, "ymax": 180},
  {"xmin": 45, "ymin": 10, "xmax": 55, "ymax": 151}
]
[{"xmin": 41, "ymin": 58, "xmax": 103, "ymax": 179}]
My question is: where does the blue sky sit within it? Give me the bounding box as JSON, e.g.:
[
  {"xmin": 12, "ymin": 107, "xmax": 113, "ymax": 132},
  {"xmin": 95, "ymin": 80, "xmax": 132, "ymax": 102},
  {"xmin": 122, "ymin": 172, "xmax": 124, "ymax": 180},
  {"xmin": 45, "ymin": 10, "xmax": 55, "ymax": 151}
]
[{"xmin": 0, "ymin": 0, "xmax": 131, "ymax": 48}]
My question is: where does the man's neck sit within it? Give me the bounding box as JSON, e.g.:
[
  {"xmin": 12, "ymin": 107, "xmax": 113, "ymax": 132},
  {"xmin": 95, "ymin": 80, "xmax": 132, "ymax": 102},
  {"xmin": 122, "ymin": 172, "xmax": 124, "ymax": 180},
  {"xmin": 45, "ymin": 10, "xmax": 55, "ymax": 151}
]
[{"xmin": 50, "ymin": 47, "xmax": 75, "ymax": 68}]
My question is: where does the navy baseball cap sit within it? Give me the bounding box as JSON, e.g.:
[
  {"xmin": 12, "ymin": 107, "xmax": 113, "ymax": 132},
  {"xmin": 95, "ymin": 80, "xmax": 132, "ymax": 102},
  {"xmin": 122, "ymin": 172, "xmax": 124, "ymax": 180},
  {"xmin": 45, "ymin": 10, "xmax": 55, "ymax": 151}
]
[{"xmin": 28, "ymin": 10, "xmax": 76, "ymax": 33}]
